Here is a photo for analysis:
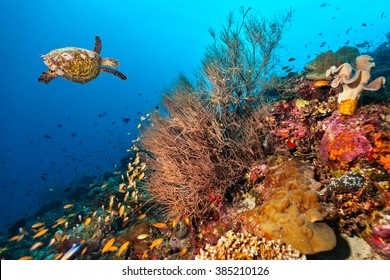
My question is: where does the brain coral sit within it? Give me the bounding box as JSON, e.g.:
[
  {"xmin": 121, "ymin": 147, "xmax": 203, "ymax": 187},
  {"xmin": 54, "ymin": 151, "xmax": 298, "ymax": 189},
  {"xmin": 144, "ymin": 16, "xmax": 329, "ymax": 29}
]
[
  {"xmin": 239, "ymin": 157, "xmax": 336, "ymax": 254},
  {"xmin": 196, "ymin": 230, "xmax": 305, "ymax": 260}
]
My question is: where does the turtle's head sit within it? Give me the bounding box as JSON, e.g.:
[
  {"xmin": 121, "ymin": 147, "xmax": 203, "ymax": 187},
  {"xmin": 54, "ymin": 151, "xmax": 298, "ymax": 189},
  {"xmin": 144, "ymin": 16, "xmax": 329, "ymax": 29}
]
[{"xmin": 102, "ymin": 58, "xmax": 120, "ymax": 67}]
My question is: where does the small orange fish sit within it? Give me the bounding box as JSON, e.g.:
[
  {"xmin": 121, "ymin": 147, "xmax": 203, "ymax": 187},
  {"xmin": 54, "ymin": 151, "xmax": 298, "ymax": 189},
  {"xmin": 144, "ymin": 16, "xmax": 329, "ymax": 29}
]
[
  {"xmin": 151, "ymin": 223, "xmax": 167, "ymax": 229},
  {"xmin": 84, "ymin": 217, "xmax": 91, "ymax": 226},
  {"xmin": 9, "ymin": 235, "xmax": 22, "ymax": 242},
  {"xmin": 149, "ymin": 238, "xmax": 163, "ymax": 250},
  {"xmin": 54, "ymin": 232, "xmax": 60, "ymax": 242},
  {"xmin": 61, "ymin": 235, "xmax": 67, "ymax": 244},
  {"xmin": 54, "ymin": 253, "xmax": 64, "ymax": 260},
  {"xmin": 172, "ymin": 215, "xmax": 181, "ymax": 228},
  {"xmin": 179, "ymin": 248, "xmax": 187, "ymax": 257},
  {"xmin": 101, "ymin": 238, "xmax": 116, "ymax": 253},
  {"xmin": 36, "ymin": 226, "xmax": 46, "ymax": 232},
  {"xmin": 138, "ymin": 173, "xmax": 145, "ymax": 181},
  {"xmin": 33, "ymin": 228, "xmax": 48, "ymax": 239},
  {"xmin": 31, "ymin": 222, "xmax": 45, "ymax": 229},
  {"xmin": 141, "ymin": 250, "xmax": 148, "ymax": 260},
  {"xmin": 108, "ymin": 246, "xmax": 118, "ymax": 252},
  {"xmin": 19, "ymin": 256, "xmax": 31, "ymax": 260},
  {"xmin": 30, "ymin": 242, "xmax": 43, "ymax": 251},
  {"xmin": 314, "ymin": 80, "xmax": 329, "ymax": 87},
  {"xmin": 63, "ymin": 204, "xmax": 74, "ymax": 209},
  {"xmin": 81, "ymin": 247, "xmax": 88, "ymax": 257},
  {"xmin": 119, "ymin": 205, "xmax": 125, "ymax": 217},
  {"xmin": 137, "ymin": 213, "xmax": 146, "ymax": 220},
  {"xmin": 55, "ymin": 217, "xmax": 67, "ymax": 223},
  {"xmin": 117, "ymin": 241, "xmax": 129, "ymax": 257}
]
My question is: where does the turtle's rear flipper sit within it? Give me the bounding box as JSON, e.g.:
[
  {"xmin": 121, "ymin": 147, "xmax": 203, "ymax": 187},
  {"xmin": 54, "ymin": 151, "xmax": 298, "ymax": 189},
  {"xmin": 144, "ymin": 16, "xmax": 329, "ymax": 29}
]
[
  {"xmin": 100, "ymin": 68, "xmax": 127, "ymax": 80},
  {"xmin": 38, "ymin": 70, "xmax": 59, "ymax": 84}
]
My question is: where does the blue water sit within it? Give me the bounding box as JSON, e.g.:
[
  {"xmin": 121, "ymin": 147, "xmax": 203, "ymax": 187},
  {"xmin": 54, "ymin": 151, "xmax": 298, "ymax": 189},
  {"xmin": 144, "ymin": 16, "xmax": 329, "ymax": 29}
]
[{"xmin": 0, "ymin": 0, "xmax": 389, "ymax": 232}]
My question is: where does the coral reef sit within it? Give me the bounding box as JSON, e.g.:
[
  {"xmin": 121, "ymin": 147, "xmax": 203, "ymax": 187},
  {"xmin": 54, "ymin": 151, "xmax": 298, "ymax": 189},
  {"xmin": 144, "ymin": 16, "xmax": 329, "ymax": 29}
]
[
  {"xmin": 323, "ymin": 170, "xmax": 365, "ymax": 195},
  {"xmin": 320, "ymin": 113, "xmax": 372, "ymax": 164},
  {"xmin": 367, "ymin": 207, "xmax": 390, "ymax": 259},
  {"xmin": 326, "ymin": 55, "xmax": 386, "ymax": 115},
  {"xmin": 304, "ymin": 46, "xmax": 359, "ymax": 80},
  {"xmin": 370, "ymin": 132, "xmax": 390, "ymax": 172},
  {"xmin": 319, "ymin": 105, "xmax": 390, "ymax": 172},
  {"xmin": 240, "ymin": 157, "xmax": 336, "ymax": 254},
  {"xmin": 324, "ymin": 170, "xmax": 386, "ymax": 237},
  {"xmin": 196, "ymin": 230, "xmax": 305, "ymax": 260},
  {"xmin": 1, "ymin": 9, "xmax": 390, "ymax": 261}
]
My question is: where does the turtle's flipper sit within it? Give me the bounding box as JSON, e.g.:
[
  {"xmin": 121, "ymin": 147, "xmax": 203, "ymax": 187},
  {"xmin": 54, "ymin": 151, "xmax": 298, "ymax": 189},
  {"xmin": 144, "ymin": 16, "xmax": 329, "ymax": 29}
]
[
  {"xmin": 100, "ymin": 68, "xmax": 127, "ymax": 80},
  {"xmin": 93, "ymin": 36, "xmax": 102, "ymax": 54},
  {"xmin": 38, "ymin": 70, "xmax": 59, "ymax": 84}
]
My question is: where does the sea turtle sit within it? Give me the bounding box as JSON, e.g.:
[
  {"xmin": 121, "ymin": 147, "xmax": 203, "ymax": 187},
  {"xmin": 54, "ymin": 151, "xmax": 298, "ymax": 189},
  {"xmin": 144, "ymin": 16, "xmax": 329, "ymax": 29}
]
[{"xmin": 38, "ymin": 36, "xmax": 127, "ymax": 84}]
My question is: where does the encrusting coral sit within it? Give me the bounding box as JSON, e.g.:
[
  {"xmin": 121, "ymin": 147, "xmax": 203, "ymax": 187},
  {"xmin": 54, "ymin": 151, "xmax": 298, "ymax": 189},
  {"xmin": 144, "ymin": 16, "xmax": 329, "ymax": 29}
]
[
  {"xmin": 326, "ymin": 55, "xmax": 386, "ymax": 115},
  {"xmin": 195, "ymin": 230, "xmax": 305, "ymax": 260},
  {"xmin": 239, "ymin": 157, "xmax": 336, "ymax": 254}
]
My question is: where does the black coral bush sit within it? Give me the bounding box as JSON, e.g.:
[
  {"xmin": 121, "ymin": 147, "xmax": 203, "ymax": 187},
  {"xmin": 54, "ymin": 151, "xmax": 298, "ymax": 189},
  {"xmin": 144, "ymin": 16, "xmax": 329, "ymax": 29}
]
[{"xmin": 140, "ymin": 8, "xmax": 292, "ymax": 222}]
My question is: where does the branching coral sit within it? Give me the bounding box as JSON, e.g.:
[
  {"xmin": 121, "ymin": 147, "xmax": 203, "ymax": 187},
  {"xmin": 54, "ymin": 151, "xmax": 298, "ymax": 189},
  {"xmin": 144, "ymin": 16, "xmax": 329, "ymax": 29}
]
[
  {"xmin": 326, "ymin": 55, "xmax": 386, "ymax": 115},
  {"xmin": 195, "ymin": 230, "xmax": 305, "ymax": 260}
]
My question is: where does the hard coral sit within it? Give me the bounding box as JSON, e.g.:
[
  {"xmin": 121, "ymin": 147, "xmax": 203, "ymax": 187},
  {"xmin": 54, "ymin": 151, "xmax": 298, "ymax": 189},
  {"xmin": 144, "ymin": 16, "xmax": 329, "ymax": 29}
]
[
  {"xmin": 195, "ymin": 230, "xmax": 305, "ymax": 260},
  {"xmin": 240, "ymin": 157, "xmax": 336, "ymax": 254},
  {"xmin": 326, "ymin": 55, "xmax": 386, "ymax": 115},
  {"xmin": 305, "ymin": 46, "xmax": 359, "ymax": 80}
]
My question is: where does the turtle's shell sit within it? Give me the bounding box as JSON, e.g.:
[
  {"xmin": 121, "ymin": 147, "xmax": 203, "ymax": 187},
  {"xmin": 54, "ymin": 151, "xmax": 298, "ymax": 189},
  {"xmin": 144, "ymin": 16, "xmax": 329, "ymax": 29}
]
[{"xmin": 42, "ymin": 47, "xmax": 102, "ymax": 83}]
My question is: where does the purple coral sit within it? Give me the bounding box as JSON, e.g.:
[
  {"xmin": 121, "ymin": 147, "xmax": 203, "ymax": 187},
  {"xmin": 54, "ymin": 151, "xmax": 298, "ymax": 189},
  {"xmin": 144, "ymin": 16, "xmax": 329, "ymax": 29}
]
[
  {"xmin": 368, "ymin": 222, "xmax": 390, "ymax": 259},
  {"xmin": 319, "ymin": 112, "xmax": 372, "ymax": 164}
]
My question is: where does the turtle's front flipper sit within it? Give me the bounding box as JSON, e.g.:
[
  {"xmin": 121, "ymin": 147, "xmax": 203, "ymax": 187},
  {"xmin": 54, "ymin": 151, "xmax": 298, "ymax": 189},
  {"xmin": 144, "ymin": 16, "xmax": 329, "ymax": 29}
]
[
  {"xmin": 38, "ymin": 70, "xmax": 59, "ymax": 84},
  {"xmin": 100, "ymin": 68, "xmax": 127, "ymax": 80},
  {"xmin": 93, "ymin": 36, "xmax": 102, "ymax": 54}
]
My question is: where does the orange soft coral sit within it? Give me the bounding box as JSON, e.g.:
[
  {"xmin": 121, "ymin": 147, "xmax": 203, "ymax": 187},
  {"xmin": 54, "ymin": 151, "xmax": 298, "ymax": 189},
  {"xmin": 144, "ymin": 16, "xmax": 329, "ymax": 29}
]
[{"xmin": 371, "ymin": 132, "xmax": 390, "ymax": 172}]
